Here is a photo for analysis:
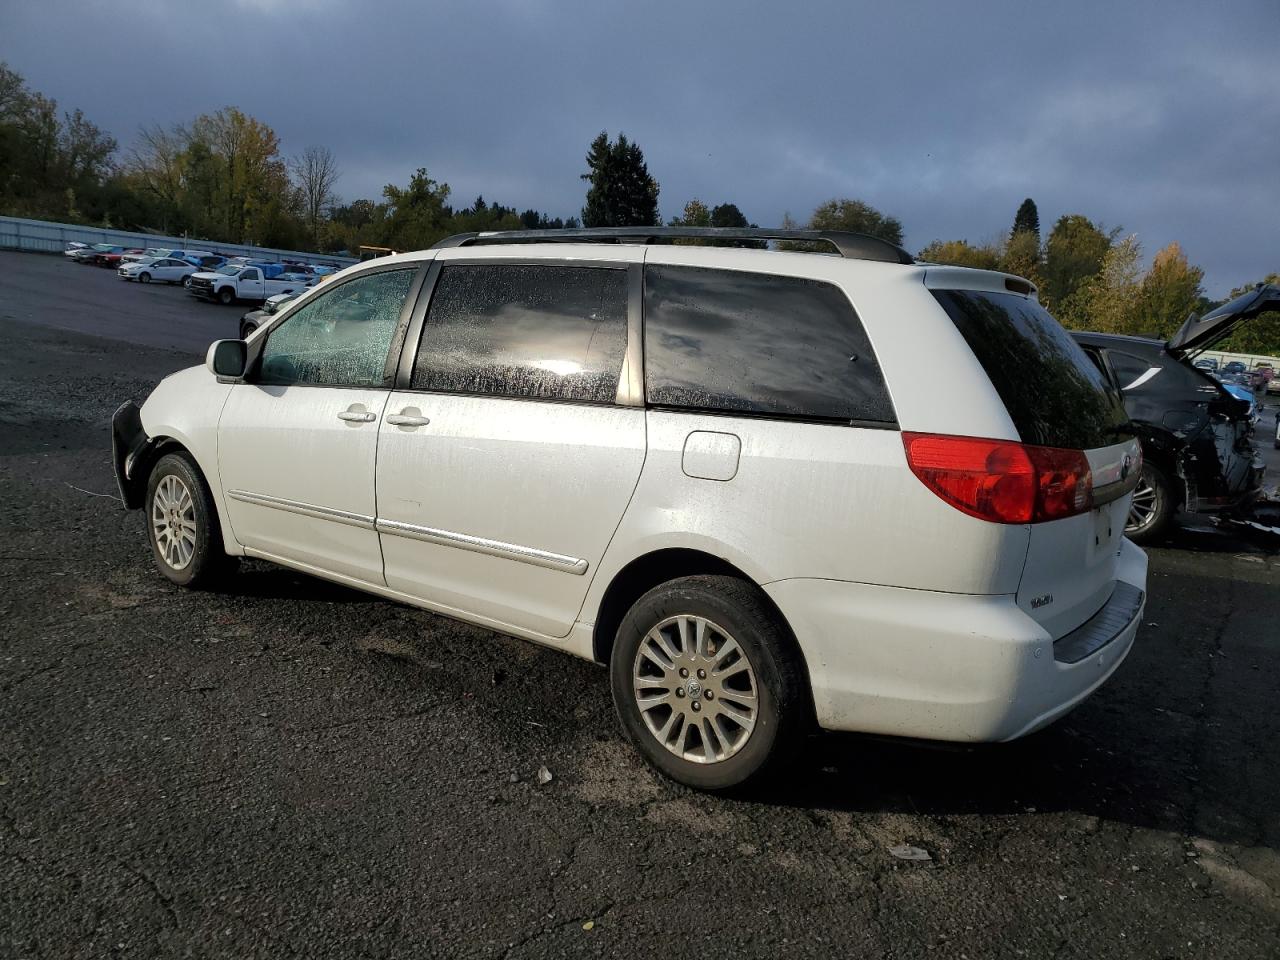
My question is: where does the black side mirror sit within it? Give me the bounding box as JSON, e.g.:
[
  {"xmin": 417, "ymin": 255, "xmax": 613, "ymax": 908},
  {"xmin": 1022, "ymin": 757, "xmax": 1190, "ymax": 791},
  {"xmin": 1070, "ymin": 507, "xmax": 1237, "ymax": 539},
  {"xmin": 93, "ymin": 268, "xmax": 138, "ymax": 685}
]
[{"xmin": 207, "ymin": 339, "xmax": 247, "ymax": 379}]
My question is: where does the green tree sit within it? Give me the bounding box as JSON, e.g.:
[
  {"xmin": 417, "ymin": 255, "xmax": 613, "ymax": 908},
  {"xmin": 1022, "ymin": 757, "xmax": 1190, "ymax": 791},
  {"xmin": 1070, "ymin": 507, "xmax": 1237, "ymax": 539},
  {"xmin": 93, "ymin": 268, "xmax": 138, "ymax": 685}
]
[
  {"xmin": 1011, "ymin": 198, "xmax": 1040, "ymax": 243},
  {"xmin": 379, "ymin": 167, "xmax": 452, "ymax": 250},
  {"xmin": 1217, "ymin": 273, "xmax": 1280, "ymax": 355},
  {"xmin": 807, "ymin": 198, "xmax": 904, "ymax": 246},
  {"xmin": 580, "ymin": 131, "xmax": 660, "ymax": 227},
  {"xmin": 1042, "ymin": 214, "xmax": 1112, "ymax": 312},
  {"xmin": 669, "ymin": 197, "xmax": 712, "ymax": 227},
  {"xmin": 1131, "ymin": 242, "xmax": 1204, "ymax": 340},
  {"xmin": 917, "ymin": 238, "xmax": 1001, "ymax": 270},
  {"xmin": 1057, "ymin": 234, "xmax": 1142, "ymax": 333},
  {"xmin": 709, "ymin": 202, "xmax": 765, "ymax": 247}
]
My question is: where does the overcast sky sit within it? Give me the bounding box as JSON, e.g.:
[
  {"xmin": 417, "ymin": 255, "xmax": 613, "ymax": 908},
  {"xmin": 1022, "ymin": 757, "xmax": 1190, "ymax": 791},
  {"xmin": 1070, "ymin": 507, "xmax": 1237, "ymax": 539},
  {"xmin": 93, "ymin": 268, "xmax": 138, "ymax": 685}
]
[{"xmin": 3, "ymin": 0, "xmax": 1275, "ymax": 295}]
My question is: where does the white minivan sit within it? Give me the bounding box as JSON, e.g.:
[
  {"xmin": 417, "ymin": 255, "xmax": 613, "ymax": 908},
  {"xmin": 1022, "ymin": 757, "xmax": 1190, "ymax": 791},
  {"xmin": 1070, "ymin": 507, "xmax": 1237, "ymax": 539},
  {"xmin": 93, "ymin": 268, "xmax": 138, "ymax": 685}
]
[{"xmin": 112, "ymin": 227, "xmax": 1146, "ymax": 790}]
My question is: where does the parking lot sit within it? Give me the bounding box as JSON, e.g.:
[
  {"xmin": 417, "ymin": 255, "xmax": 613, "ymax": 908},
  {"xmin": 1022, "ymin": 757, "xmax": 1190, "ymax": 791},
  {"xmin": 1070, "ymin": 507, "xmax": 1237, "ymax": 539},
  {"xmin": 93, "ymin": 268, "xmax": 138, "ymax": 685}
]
[{"xmin": 2, "ymin": 249, "xmax": 1278, "ymax": 959}]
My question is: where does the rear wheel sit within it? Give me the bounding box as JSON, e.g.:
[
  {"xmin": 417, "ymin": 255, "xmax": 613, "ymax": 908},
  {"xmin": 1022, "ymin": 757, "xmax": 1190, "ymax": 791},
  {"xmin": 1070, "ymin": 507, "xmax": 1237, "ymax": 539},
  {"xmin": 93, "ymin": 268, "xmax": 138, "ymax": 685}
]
[
  {"xmin": 1125, "ymin": 462, "xmax": 1175, "ymax": 544},
  {"xmin": 145, "ymin": 452, "xmax": 237, "ymax": 588},
  {"xmin": 609, "ymin": 575, "xmax": 807, "ymax": 791}
]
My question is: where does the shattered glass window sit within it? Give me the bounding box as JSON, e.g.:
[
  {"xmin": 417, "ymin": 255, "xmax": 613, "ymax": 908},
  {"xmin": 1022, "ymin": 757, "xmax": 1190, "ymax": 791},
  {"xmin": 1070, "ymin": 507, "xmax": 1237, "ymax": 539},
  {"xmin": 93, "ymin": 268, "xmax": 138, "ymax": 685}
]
[
  {"xmin": 412, "ymin": 264, "xmax": 628, "ymax": 404},
  {"xmin": 258, "ymin": 268, "xmax": 416, "ymax": 387},
  {"xmin": 643, "ymin": 265, "xmax": 896, "ymax": 423}
]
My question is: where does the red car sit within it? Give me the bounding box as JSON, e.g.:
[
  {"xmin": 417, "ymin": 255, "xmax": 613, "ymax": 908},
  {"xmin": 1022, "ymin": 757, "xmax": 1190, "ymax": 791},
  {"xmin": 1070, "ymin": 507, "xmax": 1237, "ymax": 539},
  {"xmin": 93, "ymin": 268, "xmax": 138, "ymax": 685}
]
[{"xmin": 96, "ymin": 247, "xmax": 145, "ymax": 268}]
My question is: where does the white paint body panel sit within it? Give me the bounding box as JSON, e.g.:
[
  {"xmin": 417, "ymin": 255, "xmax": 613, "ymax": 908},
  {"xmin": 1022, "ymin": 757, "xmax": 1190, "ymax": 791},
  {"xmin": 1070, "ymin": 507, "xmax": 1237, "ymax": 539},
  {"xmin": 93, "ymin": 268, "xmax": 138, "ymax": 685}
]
[
  {"xmin": 217, "ymin": 384, "xmax": 388, "ymax": 583},
  {"xmin": 375, "ymin": 393, "xmax": 646, "ymax": 637}
]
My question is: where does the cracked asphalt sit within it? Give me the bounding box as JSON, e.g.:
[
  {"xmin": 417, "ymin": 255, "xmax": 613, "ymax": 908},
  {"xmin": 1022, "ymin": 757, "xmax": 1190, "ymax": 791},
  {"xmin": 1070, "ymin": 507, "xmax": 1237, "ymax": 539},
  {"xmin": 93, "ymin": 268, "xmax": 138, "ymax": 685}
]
[{"xmin": 2, "ymin": 251, "xmax": 1279, "ymax": 958}]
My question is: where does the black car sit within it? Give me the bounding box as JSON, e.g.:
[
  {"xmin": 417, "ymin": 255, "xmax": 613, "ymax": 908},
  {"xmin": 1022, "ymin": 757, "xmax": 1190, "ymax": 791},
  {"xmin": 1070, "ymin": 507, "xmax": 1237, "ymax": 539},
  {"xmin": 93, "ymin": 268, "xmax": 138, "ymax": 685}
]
[{"xmin": 1072, "ymin": 283, "xmax": 1278, "ymax": 542}]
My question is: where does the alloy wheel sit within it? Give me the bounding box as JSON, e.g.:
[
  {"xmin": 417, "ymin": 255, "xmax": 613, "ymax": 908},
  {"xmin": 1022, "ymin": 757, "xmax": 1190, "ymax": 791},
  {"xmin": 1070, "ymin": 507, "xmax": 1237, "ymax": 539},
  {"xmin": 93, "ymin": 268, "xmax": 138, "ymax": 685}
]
[
  {"xmin": 1127, "ymin": 475, "xmax": 1158, "ymax": 533},
  {"xmin": 632, "ymin": 614, "xmax": 758, "ymax": 764},
  {"xmin": 152, "ymin": 474, "xmax": 197, "ymax": 570}
]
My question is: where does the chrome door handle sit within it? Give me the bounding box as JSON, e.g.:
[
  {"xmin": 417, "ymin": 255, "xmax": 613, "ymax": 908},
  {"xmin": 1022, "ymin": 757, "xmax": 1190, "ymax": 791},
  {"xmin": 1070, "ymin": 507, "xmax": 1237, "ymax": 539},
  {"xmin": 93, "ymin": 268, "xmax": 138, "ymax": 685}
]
[
  {"xmin": 337, "ymin": 410, "xmax": 376, "ymax": 422},
  {"xmin": 386, "ymin": 414, "xmax": 430, "ymax": 427}
]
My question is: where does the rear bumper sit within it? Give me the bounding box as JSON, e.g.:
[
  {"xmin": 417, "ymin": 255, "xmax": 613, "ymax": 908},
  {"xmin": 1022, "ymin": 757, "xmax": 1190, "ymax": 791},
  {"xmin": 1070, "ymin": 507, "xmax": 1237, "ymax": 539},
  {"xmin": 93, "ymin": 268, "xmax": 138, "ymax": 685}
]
[{"xmin": 765, "ymin": 538, "xmax": 1148, "ymax": 743}]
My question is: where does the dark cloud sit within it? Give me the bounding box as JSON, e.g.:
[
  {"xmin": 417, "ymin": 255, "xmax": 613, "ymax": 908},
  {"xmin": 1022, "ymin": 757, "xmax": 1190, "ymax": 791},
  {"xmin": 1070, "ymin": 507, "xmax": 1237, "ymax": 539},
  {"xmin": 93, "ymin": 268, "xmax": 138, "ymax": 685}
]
[{"xmin": 3, "ymin": 0, "xmax": 1275, "ymax": 295}]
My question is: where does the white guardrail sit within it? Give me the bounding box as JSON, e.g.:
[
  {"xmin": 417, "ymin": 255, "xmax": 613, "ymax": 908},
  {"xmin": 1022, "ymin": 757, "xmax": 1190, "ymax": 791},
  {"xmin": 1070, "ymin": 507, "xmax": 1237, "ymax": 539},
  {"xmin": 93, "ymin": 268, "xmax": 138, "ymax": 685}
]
[{"xmin": 0, "ymin": 215, "xmax": 357, "ymax": 269}]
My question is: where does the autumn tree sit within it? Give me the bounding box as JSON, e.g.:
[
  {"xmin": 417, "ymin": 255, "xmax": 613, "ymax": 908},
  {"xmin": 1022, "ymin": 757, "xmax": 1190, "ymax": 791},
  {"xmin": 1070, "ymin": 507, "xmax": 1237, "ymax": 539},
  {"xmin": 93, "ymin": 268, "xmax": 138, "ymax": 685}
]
[
  {"xmin": 581, "ymin": 131, "xmax": 660, "ymax": 227},
  {"xmin": 1000, "ymin": 229, "xmax": 1043, "ymax": 291},
  {"xmin": 1131, "ymin": 242, "xmax": 1204, "ymax": 340},
  {"xmin": 917, "ymin": 238, "xmax": 1001, "ymax": 270},
  {"xmin": 1057, "ymin": 234, "xmax": 1143, "ymax": 333}
]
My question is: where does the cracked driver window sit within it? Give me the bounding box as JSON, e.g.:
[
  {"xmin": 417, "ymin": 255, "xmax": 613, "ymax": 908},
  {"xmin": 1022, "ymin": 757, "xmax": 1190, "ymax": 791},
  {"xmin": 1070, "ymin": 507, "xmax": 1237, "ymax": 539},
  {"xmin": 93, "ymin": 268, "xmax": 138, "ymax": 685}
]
[{"xmin": 258, "ymin": 268, "xmax": 416, "ymax": 387}]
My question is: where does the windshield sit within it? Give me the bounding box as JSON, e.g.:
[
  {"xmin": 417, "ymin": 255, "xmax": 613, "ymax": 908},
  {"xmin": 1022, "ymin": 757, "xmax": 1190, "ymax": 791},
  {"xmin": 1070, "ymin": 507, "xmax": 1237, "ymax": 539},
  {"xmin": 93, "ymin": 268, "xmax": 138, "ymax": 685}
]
[
  {"xmin": 131, "ymin": 256, "xmax": 158, "ymax": 266},
  {"xmin": 933, "ymin": 290, "xmax": 1132, "ymax": 449},
  {"xmin": 214, "ymin": 265, "xmax": 242, "ymax": 276},
  {"xmin": 92, "ymin": 243, "xmax": 115, "ymax": 252}
]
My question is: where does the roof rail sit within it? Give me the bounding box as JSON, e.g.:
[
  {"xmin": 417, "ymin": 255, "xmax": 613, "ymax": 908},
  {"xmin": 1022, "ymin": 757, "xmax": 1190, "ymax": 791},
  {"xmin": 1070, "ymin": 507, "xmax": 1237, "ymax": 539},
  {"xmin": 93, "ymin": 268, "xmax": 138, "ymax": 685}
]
[{"xmin": 431, "ymin": 227, "xmax": 914, "ymax": 265}]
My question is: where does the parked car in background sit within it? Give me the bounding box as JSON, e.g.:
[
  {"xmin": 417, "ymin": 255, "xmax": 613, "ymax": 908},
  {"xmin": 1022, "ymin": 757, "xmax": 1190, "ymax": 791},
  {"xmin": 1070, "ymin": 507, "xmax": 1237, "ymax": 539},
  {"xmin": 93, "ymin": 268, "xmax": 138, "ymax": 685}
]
[
  {"xmin": 71, "ymin": 243, "xmax": 121, "ymax": 264},
  {"xmin": 238, "ymin": 292, "xmax": 299, "ymax": 338},
  {"xmin": 121, "ymin": 247, "xmax": 176, "ymax": 264},
  {"xmin": 63, "ymin": 241, "xmax": 89, "ymax": 258},
  {"xmin": 1073, "ymin": 283, "xmax": 1278, "ymax": 542},
  {"xmin": 112, "ymin": 226, "xmax": 1147, "ymax": 790},
  {"xmin": 1193, "ymin": 358, "xmax": 1218, "ymax": 372},
  {"xmin": 1222, "ymin": 360, "xmax": 1247, "ymax": 377},
  {"xmin": 96, "ymin": 247, "xmax": 145, "ymax": 268},
  {"xmin": 187, "ymin": 261, "xmax": 314, "ymax": 305},
  {"xmin": 117, "ymin": 256, "xmax": 199, "ymax": 285}
]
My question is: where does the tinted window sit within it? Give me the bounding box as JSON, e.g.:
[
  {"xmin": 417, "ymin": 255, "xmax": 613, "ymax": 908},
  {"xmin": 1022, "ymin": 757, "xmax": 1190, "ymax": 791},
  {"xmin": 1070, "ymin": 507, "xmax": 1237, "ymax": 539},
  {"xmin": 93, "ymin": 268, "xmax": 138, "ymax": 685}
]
[
  {"xmin": 643, "ymin": 265, "xmax": 895, "ymax": 423},
  {"xmin": 411, "ymin": 263, "xmax": 628, "ymax": 404},
  {"xmin": 932, "ymin": 290, "xmax": 1131, "ymax": 449},
  {"xmin": 1107, "ymin": 351, "xmax": 1158, "ymax": 391},
  {"xmin": 258, "ymin": 268, "xmax": 416, "ymax": 387}
]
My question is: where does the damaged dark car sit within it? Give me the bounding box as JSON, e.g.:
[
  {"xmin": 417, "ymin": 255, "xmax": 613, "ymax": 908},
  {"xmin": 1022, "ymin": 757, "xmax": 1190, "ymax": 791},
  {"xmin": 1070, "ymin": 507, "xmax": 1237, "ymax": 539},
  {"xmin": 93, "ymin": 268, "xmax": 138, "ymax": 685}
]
[{"xmin": 1073, "ymin": 283, "xmax": 1278, "ymax": 543}]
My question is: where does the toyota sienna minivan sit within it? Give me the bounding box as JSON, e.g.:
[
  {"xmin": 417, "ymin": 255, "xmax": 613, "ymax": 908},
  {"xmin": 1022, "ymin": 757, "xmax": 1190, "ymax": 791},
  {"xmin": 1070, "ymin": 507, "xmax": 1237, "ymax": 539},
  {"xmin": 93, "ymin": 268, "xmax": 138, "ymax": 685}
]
[{"xmin": 113, "ymin": 226, "xmax": 1147, "ymax": 790}]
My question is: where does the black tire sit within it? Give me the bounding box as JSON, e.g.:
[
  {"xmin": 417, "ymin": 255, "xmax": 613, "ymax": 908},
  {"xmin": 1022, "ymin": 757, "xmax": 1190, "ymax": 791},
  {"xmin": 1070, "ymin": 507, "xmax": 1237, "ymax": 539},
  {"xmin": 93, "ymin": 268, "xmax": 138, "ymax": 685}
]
[
  {"xmin": 138, "ymin": 272, "xmax": 152, "ymax": 284},
  {"xmin": 218, "ymin": 288, "xmax": 234, "ymax": 306},
  {"xmin": 1125, "ymin": 461, "xmax": 1175, "ymax": 544},
  {"xmin": 144, "ymin": 451, "xmax": 238, "ymax": 588},
  {"xmin": 609, "ymin": 575, "xmax": 808, "ymax": 791},
  {"xmin": 240, "ymin": 321, "xmax": 258, "ymax": 339}
]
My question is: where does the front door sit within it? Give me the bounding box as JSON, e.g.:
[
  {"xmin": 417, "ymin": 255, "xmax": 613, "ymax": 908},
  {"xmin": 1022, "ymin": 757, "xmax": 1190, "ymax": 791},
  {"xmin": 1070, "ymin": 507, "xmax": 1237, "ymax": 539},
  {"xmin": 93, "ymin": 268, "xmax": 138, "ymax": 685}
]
[
  {"xmin": 375, "ymin": 257, "xmax": 645, "ymax": 638},
  {"xmin": 217, "ymin": 264, "xmax": 422, "ymax": 583}
]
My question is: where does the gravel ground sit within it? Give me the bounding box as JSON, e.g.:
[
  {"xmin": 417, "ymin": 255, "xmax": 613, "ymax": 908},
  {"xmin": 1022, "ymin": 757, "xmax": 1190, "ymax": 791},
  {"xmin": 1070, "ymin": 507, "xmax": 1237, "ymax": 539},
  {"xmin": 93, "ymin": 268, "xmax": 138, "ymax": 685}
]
[{"xmin": 2, "ymin": 251, "xmax": 1279, "ymax": 959}]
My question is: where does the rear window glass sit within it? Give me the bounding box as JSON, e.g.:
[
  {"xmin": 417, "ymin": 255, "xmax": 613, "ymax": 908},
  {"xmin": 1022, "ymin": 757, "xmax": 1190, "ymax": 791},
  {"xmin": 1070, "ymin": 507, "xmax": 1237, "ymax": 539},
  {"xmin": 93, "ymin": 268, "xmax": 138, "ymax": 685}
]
[
  {"xmin": 643, "ymin": 265, "xmax": 895, "ymax": 424},
  {"xmin": 932, "ymin": 290, "xmax": 1131, "ymax": 449}
]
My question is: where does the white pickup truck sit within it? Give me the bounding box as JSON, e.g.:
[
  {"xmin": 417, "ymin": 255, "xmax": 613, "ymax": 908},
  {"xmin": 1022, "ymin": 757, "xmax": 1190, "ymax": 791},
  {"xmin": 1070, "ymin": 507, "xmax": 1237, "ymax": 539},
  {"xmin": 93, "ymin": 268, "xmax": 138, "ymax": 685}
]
[{"xmin": 187, "ymin": 263, "xmax": 314, "ymax": 305}]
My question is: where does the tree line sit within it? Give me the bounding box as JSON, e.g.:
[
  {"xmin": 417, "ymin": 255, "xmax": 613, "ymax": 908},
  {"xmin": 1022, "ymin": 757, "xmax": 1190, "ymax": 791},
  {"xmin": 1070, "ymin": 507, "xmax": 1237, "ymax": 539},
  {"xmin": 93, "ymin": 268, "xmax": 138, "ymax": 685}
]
[{"xmin": 1, "ymin": 62, "xmax": 1274, "ymax": 353}]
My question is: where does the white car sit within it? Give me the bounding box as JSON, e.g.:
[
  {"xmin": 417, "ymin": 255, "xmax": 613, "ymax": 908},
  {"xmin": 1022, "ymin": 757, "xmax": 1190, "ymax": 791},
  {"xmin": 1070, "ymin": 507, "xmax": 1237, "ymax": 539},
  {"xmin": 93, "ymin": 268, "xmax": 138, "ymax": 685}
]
[
  {"xmin": 120, "ymin": 247, "xmax": 177, "ymax": 265},
  {"xmin": 117, "ymin": 256, "xmax": 197, "ymax": 285},
  {"xmin": 111, "ymin": 227, "xmax": 1147, "ymax": 790}
]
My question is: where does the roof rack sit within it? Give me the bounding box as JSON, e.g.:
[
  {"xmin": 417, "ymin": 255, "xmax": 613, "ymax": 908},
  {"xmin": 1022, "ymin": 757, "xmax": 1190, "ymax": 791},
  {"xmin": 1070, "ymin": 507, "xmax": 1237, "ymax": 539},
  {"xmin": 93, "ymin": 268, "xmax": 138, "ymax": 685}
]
[{"xmin": 431, "ymin": 227, "xmax": 914, "ymax": 265}]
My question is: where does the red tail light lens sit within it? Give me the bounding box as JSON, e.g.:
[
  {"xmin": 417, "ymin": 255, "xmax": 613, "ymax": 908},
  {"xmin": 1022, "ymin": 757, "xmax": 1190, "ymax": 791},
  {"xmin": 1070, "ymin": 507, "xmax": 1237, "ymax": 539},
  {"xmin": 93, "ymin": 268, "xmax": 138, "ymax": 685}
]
[{"xmin": 902, "ymin": 433, "xmax": 1093, "ymax": 524}]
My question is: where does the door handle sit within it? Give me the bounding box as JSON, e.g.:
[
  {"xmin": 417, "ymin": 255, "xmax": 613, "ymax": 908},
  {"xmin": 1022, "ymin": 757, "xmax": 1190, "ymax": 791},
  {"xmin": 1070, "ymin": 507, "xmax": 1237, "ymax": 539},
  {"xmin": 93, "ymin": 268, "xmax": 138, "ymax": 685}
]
[
  {"xmin": 337, "ymin": 409, "xmax": 376, "ymax": 422},
  {"xmin": 386, "ymin": 412, "xmax": 430, "ymax": 427}
]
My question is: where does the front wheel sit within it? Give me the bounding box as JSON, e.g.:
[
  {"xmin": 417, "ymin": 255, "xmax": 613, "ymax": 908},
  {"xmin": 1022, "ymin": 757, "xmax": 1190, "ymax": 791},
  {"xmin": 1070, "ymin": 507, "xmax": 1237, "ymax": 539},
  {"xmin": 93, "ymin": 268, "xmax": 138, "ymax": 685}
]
[
  {"xmin": 1125, "ymin": 462, "xmax": 1175, "ymax": 544},
  {"xmin": 145, "ymin": 452, "xmax": 237, "ymax": 588},
  {"xmin": 609, "ymin": 575, "xmax": 808, "ymax": 791},
  {"xmin": 218, "ymin": 288, "xmax": 234, "ymax": 305},
  {"xmin": 138, "ymin": 272, "xmax": 152, "ymax": 284}
]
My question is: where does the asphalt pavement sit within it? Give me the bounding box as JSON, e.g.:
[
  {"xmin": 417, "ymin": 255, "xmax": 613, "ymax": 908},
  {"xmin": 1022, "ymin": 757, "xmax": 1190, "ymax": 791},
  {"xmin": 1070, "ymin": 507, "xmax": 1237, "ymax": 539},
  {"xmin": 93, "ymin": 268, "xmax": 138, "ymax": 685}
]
[{"xmin": 2, "ymin": 250, "xmax": 1278, "ymax": 959}]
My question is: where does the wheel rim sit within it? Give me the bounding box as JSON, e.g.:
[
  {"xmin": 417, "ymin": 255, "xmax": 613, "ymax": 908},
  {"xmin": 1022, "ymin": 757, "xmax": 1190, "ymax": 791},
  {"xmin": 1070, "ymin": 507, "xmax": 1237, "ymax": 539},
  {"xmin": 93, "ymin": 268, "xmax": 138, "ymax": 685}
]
[
  {"xmin": 632, "ymin": 614, "xmax": 759, "ymax": 765},
  {"xmin": 140, "ymin": 273, "xmax": 150, "ymax": 283},
  {"xmin": 152, "ymin": 474, "xmax": 197, "ymax": 570},
  {"xmin": 1127, "ymin": 473, "xmax": 1158, "ymax": 533}
]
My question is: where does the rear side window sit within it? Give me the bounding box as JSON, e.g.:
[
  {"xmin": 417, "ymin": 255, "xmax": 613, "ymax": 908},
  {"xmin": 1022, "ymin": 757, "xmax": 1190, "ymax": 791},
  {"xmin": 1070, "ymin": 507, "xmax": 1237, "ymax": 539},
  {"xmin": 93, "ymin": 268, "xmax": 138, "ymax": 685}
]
[
  {"xmin": 1107, "ymin": 351, "xmax": 1158, "ymax": 391},
  {"xmin": 412, "ymin": 264, "xmax": 628, "ymax": 404},
  {"xmin": 932, "ymin": 290, "xmax": 1131, "ymax": 449},
  {"xmin": 643, "ymin": 265, "xmax": 895, "ymax": 424}
]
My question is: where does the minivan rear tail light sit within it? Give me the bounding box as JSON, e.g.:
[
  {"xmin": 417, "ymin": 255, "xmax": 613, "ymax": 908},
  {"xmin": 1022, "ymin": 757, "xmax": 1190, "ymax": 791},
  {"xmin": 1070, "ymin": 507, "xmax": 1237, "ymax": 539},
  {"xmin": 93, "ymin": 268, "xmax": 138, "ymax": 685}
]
[{"xmin": 902, "ymin": 433, "xmax": 1093, "ymax": 524}]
